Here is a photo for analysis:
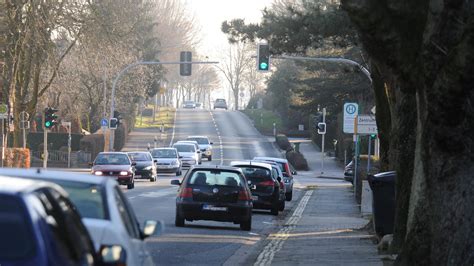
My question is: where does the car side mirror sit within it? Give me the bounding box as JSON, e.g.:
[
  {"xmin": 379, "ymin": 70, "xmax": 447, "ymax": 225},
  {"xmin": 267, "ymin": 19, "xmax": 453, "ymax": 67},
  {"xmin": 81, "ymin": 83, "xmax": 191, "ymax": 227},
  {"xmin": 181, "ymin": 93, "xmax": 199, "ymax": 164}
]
[
  {"xmin": 179, "ymin": 156, "xmax": 183, "ymax": 159},
  {"xmin": 141, "ymin": 220, "xmax": 163, "ymax": 239},
  {"xmin": 131, "ymin": 162, "xmax": 137, "ymax": 166},
  {"xmin": 210, "ymin": 142, "xmax": 214, "ymax": 145},
  {"xmin": 292, "ymin": 171, "xmax": 297, "ymax": 175},
  {"xmin": 277, "ymin": 177, "xmax": 282, "ymax": 182},
  {"xmin": 171, "ymin": 180, "xmax": 181, "ymax": 186},
  {"xmin": 197, "ymin": 150, "xmax": 201, "ymax": 153},
  {"xmin": 99, "ymin": 245, "xmax": 126, "ymax": 266},
  {"xmin": 153, "ymin": 159, "xmax": 158, "ymax": 163},
  {"xmin": 88, "ymin": 162, "xmax": 93, "ymax": 167}
]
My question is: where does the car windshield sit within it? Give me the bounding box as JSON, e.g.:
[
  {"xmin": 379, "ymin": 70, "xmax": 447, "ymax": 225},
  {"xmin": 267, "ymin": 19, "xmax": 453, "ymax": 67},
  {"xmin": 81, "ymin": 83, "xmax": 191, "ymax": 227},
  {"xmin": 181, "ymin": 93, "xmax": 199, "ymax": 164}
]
[
  {"xmin": 54, "ymin": 180, "xmax": 107, "ymax": 220},
  {"xmin": 0, "ymin": 195, "xmax": 36, "ymax": 260},
  {"xmin": 187, "ymin": 137, "xmax": 209, "ymax": 145},
  {"xmin": 128, "ymin": 153, "xmax": 150, "ymax": 161},
  {"xmin": 238, "ymin": 166, "xmax": 273, "ymax": 182},
  {"xmin": 216, "ymin": 99, "xmax": 225, "ymax": 102},
  {"xmin": 188, "ymin": 170, "xmax": 242, "ymax": 187},
  {"xmin": 152, "ymin": 149, "xmax": 177, "ymax": 158},
  {"xmin": 95, "ymin": 154, "xmax": 130, "ymax": 165},
  {"xmin": 174, "ymin": 144, "xmax": 195, "ymax": 153}
]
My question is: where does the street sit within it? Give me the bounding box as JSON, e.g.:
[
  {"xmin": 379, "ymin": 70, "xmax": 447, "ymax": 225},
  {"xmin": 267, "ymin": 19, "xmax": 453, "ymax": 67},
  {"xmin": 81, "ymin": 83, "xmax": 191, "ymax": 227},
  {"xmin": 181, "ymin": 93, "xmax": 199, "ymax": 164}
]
[{"xmin": 123, "ymin": 109, "xmax": 303, "ymax": 265}]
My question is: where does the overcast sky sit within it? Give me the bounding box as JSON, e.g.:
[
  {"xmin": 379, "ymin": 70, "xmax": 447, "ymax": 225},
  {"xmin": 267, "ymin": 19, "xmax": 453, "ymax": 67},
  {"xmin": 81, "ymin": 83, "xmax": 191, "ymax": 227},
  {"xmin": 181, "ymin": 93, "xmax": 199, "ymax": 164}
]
[{"xmin": 186, "ymin": 0, "xmax": 272, "ymax": 57}]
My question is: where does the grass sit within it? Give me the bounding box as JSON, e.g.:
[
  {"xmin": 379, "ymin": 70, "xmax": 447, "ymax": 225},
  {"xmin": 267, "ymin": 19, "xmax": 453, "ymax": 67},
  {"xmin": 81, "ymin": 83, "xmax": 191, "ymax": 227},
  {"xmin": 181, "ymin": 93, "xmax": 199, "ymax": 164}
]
[
  {"xmin": 241, "ymin": 109, "xmax": 284, "ymax": 135},
  {"xmin": 135, "ymin": 106, "xmax": 176, "ymax": 129}
]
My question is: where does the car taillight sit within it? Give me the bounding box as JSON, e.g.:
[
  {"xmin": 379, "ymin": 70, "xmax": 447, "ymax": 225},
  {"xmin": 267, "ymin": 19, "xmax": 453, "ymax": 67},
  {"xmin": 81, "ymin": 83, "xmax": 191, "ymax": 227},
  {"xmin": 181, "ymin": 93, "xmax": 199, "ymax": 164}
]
[
  {"xmin": 258, "ymin": 180, "xmax": 274, "ymax": 186},
  {"xmin": 179, "ymin": 188, "xmax": 193, "ymax": 199},
  {"xmin": 238, "ymin": 189, "xmax": 251, "ymax": 201}
]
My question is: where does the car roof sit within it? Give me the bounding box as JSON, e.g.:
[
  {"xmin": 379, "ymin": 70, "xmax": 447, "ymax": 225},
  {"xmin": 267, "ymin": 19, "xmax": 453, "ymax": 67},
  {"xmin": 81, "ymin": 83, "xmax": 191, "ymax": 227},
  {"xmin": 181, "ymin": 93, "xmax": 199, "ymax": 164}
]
[
  {"xmin": 0, "ymin": 168, "xmax": 108, "ymax": 186},
  {"xmin": 98, "ymin": 152, "xmax": 129, "ymax": 156},
  {"xmin": 173, "ymin": 142, "xmax": 195, "ymax": 146},
  {"xmin": 177, "ymin": 140, "xmax": 198, "ymax": 143},
  {"xmin": 126, "ymin": 151, "xmax": 151, "ymax": 154},
  {"xmin": 189, "ymin": 165, "xmax": 242, "ymax": 172},
  {"xmin": 186, "ymin": 136, "xmax": 209, "ymax": 139},
  {"xmin": 0, "ymin": 174, "xmax": 69, "ymax": 196},
  {"xmin": 229, "ymin": 161, "xmax": 273, "ymax": 171},
  {"xmin": 152, "ymin": 147, "xmax": 176, "ymax": 150},
  {"xmin": 253, "ymin": 157, "xmax": 288, "ymax": 163}
]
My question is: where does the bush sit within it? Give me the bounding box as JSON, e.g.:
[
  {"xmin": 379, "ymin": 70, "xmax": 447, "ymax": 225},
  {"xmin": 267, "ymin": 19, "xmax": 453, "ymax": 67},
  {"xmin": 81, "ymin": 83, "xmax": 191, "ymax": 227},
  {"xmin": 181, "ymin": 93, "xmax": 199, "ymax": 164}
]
[
  {"xmin": 3, "ymin": 148, "xmax": 30, "ymax": 168},
  {"xmin": 114, "ymin": 121, "xmax": 128, "ymax": 151},
  {"xmin": 80, "ymin": 134, "xmax": 104, "ymax": 160},
  {"xmin": 27, "ymin": 132, "xmax": 84, "ymax": 151},
  {"xmin": 286, "ymin": 150, "xmax": 308, "ymax": 170},
  {"xmin": 275, "ymin": 134, "xmax": 293, "ymax": 151}
]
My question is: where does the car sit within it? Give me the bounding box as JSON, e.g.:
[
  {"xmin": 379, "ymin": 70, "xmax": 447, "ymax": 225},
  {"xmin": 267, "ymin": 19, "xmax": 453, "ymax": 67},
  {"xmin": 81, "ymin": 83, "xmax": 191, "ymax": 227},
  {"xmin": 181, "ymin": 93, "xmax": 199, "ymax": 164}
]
[
  {"xmin": 253, "ymin": 157, "xmax": 295, "ymax": 201},
  {"xmin": 127, "ymin": 151, "xmax": 157, "ymax": 182},
  {"xmin": 176, "ymin": 140, "xmax": 203, "ymax": 163},
  {"xmin": 170, "ymin": 165, "xmax": 253, "ymax": 230},
  {"xmin": 230, "ymin": 161, "xmax": 286, "ymax": 215},
  {"xmin": 344, "ymin": 160, "xmax": 354, "ymax": 182},
  {"xmin": 151, "ymin": 148, "xmax": 182, "ymax": 175},
  {"xmin": 0, "ymin": 169, "xmax": 162, "ymax": 266},
  {"xmin": 186, "ymin": 136, "xmax": 213, "ymax": 161},
  {"xmin": 172, "ymin": 142, "xmax": 200, "ymax": 168},
  {"xmin": 213, "ymin": 98, "xmax": 228, "ymax": 110},
  {"xmin": 183, "ymin": 100, "xmax": 196, "ymax": 109},
  {"xmin": 91, "ymin": 152, "xmax": 136, "ymax": 189},
  {"xmin": 0, "ymin": 175, "xmax": 126, "ymax": 266}
]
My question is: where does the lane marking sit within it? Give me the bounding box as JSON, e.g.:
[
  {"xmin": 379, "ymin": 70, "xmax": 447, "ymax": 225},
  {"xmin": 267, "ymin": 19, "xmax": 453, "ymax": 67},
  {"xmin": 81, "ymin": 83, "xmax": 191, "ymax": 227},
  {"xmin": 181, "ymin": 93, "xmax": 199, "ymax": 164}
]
[
  {"xmin": 254, "ymin": 190, "xmax": 314, "ymax": 266},
  {"xmin": 169, "ymin": 108, "xmax": 178, "ymax": 147},
  {"xmin": 209, "ymin": 110, "xmax": 224, "ymax": 165}
]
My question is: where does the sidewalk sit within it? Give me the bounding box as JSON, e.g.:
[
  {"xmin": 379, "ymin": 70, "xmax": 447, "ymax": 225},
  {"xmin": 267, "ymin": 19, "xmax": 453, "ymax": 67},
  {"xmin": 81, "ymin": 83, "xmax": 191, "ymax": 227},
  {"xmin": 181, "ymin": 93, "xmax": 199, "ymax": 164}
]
[{"xmin": 254, "ymin": 141, "xmax": 381, "ymax": 265}]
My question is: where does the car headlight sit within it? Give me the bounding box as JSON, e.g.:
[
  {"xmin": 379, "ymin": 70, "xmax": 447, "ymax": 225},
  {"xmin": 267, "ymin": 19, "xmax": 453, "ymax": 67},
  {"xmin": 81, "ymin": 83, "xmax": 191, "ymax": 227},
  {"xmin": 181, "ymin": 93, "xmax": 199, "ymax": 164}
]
[
  {"xmin": 144, "ymin": 166, "xmax": 152, "ymax": 170},
  {"xmin": 172, "ymin": 160, "xmax": 179, "ymax": 165},
  {"xmin": 119, "ymin": 171, "xmax": 129, "ymax": 176},
  {"xmin": 284, "ymin": 179, "xmax": 290, "ymax": 183},
  {"xmin": 94, "ymin": 171, "xmax": 103, "ymax": 176}
]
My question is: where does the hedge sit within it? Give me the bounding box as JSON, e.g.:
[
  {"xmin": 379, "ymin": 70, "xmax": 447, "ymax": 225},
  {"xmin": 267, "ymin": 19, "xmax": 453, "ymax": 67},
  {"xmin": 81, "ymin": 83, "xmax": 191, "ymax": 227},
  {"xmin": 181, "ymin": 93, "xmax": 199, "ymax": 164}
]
[
  {"xmin": 27, "ymin": 132, "xmax": 84, "ymax": 151},
  {"xmin": 275, "ymin": 134, "xmax": 293, "ymax": 151},
  {"xmin": 2, "ymin": 148, "xmax": 30, "ymax": 168},
  {"xmin": 286, "ymin": 150, "xmax": 309, "ymax": 171},
  {"xmin": 80, "ymin": 134, "xmax": 104, "ymax": 161}
]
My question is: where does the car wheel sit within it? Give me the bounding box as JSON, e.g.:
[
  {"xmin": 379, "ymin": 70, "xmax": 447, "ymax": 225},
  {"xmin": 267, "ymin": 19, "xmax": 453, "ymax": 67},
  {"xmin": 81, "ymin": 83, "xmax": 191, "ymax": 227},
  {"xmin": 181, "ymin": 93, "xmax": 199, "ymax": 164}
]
[
  {"xmin": 240, "ymin": 215, "xmax": 252, "ymax": 231},
  {"xmin": 127, "ymin": 180, "xmax": 134, "ymax": 189},
  {"xmin": 271, "ymin": 202, "xmax": 279, "ymax": 216},
  {"xmin": 208, "ymin": 156, "xmax": 212, "ymax": 161},
  {"xmin": 285, "ymin": 191, "xmax": 293, "ymax": 201},
  {"xmin": 279, "ymin": 200, "xmax": 285, "ymax": 211},
  {"xmin": 175, "ymin": 209, "xmax": 185, "ymax": 227}
]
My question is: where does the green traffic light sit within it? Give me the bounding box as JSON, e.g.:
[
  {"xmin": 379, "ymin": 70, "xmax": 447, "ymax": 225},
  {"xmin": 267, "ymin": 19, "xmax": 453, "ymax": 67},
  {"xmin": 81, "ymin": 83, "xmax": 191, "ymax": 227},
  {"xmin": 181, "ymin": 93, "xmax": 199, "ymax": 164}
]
[
  {"xmin": 45, "ymin": 121, "xmax": 52, "ymax": 128},
  {"xmin": 259, "ymin": 62, "xmax": 268, "ymax": 70}
]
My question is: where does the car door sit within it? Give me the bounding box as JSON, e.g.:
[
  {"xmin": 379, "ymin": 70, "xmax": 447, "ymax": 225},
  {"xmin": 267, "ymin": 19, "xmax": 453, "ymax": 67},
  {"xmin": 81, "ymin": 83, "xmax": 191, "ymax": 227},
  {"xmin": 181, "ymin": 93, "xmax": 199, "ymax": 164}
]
[{"xmin": 113, "ymin": 186, "xmax": 152, "ymax": 266}]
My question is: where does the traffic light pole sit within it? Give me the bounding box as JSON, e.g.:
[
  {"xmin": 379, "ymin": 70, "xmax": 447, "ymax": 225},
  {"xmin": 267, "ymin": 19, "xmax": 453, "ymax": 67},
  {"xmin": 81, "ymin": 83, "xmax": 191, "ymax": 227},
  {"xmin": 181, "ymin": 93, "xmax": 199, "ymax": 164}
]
[
  {"xmin": 43, "ymin": 115, "xmax": 48, "ymax": 168},
  {"xmin": 109, "ymin": 60, "xmax": 218, "ymax": 150},
  {"xmin": 321, "ymin": 108, "xmax": 326, "ymax": 175}
]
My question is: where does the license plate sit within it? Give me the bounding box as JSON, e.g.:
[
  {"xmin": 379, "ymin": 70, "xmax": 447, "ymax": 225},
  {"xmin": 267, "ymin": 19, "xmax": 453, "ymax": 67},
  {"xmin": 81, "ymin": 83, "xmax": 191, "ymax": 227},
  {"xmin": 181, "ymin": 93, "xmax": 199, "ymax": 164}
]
[
  {"xmin": 202, "ymin": 205, "xmax": 227, "ymax": 211},
  {"xmin": 251, "ymin": 196, "xmax": 258, "ymax": 201}
]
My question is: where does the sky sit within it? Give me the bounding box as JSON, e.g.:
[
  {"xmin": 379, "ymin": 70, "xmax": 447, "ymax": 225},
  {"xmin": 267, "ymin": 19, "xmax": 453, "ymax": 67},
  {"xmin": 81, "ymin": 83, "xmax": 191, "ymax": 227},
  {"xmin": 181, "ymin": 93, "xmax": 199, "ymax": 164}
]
[
  {"xmin": 186, "ymin": 0, "xmax": 272, "ymax": 58},
  {"xmin": 185, "ymin": 0, "xmax": 273, "ymax": 102}
]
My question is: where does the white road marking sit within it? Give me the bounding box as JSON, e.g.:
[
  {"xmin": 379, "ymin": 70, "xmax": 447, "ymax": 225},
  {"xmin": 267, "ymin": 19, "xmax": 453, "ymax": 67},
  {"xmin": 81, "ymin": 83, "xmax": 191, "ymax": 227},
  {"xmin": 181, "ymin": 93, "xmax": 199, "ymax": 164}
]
[
  {"xmin": 209, "ymin": 110, "xmax": 224, "ymax": 165},
  {"xmin": 169, "ymin": 109, "xmax": 178, "ymax": 147},
  {"xmin": 254, "ymin": 190, "xmax": 314, "ymax": 266}
]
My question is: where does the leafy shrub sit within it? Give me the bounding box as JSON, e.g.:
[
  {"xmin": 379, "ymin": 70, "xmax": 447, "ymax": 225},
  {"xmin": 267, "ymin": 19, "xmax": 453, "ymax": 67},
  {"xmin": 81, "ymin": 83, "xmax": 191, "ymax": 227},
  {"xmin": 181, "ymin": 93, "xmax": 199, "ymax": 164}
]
[
  {"xmin": 3, "ymin": 148, "xmax": 30, "ymax": 168},
  {"xmin": 80, "ymin": 134, "xmax": 104, "ymax": 160},
  {"xmin": 275, "ymin": 134, "xmax": 293, "ymax": 151},
  {"xmin": 286, "ymin": 150, "xmax": 308, "ymax": 171}
]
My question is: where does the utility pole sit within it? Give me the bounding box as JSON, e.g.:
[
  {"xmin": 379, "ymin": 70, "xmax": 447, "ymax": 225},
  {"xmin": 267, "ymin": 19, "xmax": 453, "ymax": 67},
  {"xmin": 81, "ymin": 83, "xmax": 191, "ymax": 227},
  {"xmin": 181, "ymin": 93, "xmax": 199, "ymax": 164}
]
[
  {"xmin": 321, "ymin": 108, "xmax": 326, "ymax": 174},
  {"xmin": 43, "ymin": 115, "xmax": 48, "ymax": 168}
]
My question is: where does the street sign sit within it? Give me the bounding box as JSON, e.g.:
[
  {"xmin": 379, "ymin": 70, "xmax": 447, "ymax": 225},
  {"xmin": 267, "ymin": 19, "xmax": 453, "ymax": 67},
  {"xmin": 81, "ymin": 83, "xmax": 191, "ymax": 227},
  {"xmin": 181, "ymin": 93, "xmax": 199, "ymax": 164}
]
[
  {"xmin": 0, "ymin": 104, "xmax": 7, "ymax": 115},
  {"xmin": 343, "ymin": 103, "xmax": 358, "ymax": 133},
  {"xmin": 357, "ymin": 115, "xmax": 378, "ymax": 135},
  {"xmin": 101, "ymin": 118, "xmax": 108, "ymax": 127},
  {"xmin": 239, "ymin": 92, "xmax": 244, "ymax": 97}
]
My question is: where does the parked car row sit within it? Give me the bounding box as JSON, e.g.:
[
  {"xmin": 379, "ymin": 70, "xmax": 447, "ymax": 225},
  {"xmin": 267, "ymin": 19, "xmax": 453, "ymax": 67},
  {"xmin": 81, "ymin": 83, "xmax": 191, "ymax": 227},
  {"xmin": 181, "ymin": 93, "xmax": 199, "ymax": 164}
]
[
  {"xmin": 0, "ymin": 169, "xmax": 163, "ymax": 266},
  {"xmin": 170, "ymin": 156, "xmax": 295, "ymax": 231}
]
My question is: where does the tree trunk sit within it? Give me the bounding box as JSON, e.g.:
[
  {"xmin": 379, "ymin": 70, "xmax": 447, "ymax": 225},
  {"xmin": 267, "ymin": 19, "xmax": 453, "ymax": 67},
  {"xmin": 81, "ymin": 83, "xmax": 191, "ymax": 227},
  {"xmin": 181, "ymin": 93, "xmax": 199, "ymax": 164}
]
[{"xmin": 233, "ymin": 88, "xmax": 239, "ymax": 110}]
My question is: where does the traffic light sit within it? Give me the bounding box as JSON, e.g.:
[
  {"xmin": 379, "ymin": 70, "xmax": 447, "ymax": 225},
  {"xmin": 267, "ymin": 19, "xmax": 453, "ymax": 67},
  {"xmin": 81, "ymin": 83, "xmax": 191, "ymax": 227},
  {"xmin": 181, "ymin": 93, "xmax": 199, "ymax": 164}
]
[
  {"xmin": 180, "ymin": 51, "xmax": 192, "ymax": 76},
  {"xmin": 44, "ymin": 107, "xmax": 58, "ymax": 129},
  {"xmin": 109, "ymin": 118, "xmax": 118, "ymax": 129},
  {"xmin": 257, "ymin": 43, "xmax": 270, "ymax": 71},
  {"xmin": 317, "ymin": 122, "xmax": 326, "ymax": 134}
]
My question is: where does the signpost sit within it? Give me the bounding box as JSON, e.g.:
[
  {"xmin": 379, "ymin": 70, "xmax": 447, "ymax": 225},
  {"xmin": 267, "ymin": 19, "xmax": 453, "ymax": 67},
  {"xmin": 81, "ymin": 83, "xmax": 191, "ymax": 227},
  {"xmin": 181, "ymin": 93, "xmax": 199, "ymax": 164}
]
[
  {"xmin": 19, "ymin": 111, "xmax": 30, "ymax": 149},
  {"xmin": 343, "ymin": 103, "xmax": 359, "ymax": 133},
  {"xmin": 62, "ymin": 122, "xmax": 72, "ymax": 168},
  {"xmin": 356, "ymin": 115, "xmax": 378, "ymax": 135}
]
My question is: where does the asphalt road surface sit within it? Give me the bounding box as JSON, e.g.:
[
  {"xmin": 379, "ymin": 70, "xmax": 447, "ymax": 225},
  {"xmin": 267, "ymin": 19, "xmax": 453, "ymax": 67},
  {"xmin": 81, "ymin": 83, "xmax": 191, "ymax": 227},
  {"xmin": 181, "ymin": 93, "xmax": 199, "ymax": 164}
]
[{"xmin": 121, "ymin": 108, "xmax": 305, "ymax": 265}]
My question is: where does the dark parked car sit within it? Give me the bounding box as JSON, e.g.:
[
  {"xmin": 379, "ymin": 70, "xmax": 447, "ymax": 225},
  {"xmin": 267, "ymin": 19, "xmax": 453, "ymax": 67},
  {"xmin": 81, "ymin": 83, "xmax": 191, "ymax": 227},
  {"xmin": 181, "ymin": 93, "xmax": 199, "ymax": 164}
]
[
  {"xmin": 127, "ymin": 152, "xmax": 157, "ymax": 182},
  {"xmin": 253, "ymin": 157, "xmax": 295, "ymax": 201},
  {"xmin": 0, "ymin": 176, "xmax": 126, "ymax": 266},
  {"xmin": 91, "ymin": 152, "xmax": 136, "ymax": 189},
  {"xmin": 231, "ymin": 161, "xmax": 286, "ymax": 215},
  {"xmin": 171, "ymin": 166, "xmax": 253, "ymax": 231},
  {"xmin": 213, "ymin": 98, "xmax": 228, "ymax": 110}
]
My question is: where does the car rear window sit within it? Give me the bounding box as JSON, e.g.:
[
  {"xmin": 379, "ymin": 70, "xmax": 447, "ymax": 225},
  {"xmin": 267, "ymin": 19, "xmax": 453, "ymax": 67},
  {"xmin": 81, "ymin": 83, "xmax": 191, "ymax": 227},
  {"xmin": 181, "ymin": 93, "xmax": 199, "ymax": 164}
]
[
  {"xmin": 188, "ymin": 170, "xmax": 242, "ymax": 187},
  {"xmin": 239, "ymin": 167, "xmax": 273, "ymax": 182},
  {"xmin": 0, "ymin": 195, "xmax": 36, "ymax": 260},
  {"xmin": 53, "ymin": 180, "xmax": 108, "ymax": 220},
  {"xmin": 174, "ymin": 144, "xmax": 195, "ymax": 153}
]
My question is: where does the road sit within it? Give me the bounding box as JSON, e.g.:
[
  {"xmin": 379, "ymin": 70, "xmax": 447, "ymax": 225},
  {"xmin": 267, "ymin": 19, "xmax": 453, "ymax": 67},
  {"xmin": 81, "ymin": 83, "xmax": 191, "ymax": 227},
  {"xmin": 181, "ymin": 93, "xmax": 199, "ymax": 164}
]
[{"xmin": 122, "ymin": 108, "xmax": 306, "ymax": 265}]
